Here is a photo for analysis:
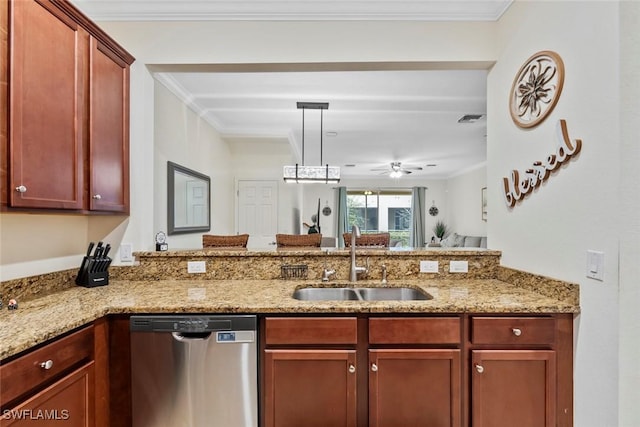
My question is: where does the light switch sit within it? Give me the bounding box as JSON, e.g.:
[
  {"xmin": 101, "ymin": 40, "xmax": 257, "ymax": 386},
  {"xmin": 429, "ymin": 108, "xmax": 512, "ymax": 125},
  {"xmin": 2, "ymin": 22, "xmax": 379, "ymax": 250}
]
[
  {"xmin": 120, "ymin": 243, "xmax": 133, "ymax": 262},
  {"xmin": 586, "ymin": 250, "xmax": 604, "ymax": 281}
]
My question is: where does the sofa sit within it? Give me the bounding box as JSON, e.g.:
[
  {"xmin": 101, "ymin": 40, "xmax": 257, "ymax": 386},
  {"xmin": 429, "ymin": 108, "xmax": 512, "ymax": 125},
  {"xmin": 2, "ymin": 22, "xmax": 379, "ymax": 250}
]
[{"xmin": 440, "ymin": 232, "xmax": 487, "ymax": 248}]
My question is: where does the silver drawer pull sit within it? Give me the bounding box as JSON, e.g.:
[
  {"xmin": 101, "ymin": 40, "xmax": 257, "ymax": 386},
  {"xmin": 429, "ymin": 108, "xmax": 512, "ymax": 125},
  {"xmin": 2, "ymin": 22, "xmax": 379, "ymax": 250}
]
[
  {"xmin": 371, "ymin": 363, "xmax": 378, "ymax": 372},
  {"xmin": 15, "ymin": 185, "xmax": 27, "ymax": 193},
  {"xmin": 475, "ymin": 364, "xmax": 484, "ymax": 374},
  {"xmin": 512, "ymin": 328, "xmax": 522, "ymax": 336},
  {"xmin": 348, "ymin": 364, "xmax": 356, "ymax": 374},
  {"xmin": 92, "ymin": 194, "xmax": 102, "ymax": 200},
  {"xmin": 39, "ymin": 360, "xmax": 54, "ymax": 370}
]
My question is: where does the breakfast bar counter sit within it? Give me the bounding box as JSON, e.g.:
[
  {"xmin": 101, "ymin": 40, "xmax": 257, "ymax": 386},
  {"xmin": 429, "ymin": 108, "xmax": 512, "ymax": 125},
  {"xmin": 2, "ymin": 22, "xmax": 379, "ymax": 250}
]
[{"xmin": 0, "ymin": 272, "xmax": 579, "ymax": 360}]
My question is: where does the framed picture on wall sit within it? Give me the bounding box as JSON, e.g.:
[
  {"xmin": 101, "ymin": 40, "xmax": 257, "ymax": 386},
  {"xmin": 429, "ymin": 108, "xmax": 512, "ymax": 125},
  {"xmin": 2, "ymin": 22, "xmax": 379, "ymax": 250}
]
[{"xmin": 481, "ymin": 187, "xmax": 487, "ymax": 221}]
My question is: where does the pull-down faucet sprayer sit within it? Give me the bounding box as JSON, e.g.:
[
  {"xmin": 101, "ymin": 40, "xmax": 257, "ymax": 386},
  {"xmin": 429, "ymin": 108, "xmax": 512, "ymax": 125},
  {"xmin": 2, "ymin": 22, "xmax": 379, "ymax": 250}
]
[{"xmin": 349, "ymin": 225, "xmax": 369, "ymax": 282}]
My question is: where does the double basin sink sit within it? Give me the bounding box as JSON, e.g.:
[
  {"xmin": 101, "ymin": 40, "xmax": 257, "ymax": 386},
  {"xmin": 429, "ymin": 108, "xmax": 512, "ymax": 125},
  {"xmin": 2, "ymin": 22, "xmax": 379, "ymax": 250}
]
[{"xmin": 293, "ymin": 285, "xmax": 431, "ymax": 301}]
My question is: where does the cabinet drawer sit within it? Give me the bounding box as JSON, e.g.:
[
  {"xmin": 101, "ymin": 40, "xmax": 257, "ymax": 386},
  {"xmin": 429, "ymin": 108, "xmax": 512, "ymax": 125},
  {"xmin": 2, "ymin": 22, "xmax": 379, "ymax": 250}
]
[
  {"xmin": 265, "ymin": 317, "xmax": 358, "ymax": 345},
  {"xmin": 0, "ymin": 326, "xmax": 93, "ymax": 406},
  {"xmin": 1, "ymin": 362, "xmax": 94, "ymax": 427},
  {"xmin": 471, "ymin": 317, "xmax": 556, "ymax": 345},
  {"xmin": 369, "ymin": 317, "xmax": 461, "ymax": 344}
]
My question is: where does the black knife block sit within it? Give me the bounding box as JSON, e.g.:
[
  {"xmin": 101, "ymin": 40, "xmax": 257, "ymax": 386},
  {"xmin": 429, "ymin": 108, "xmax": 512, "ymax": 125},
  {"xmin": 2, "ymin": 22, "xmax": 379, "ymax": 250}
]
[{"xmin": 76, "ymin": 257, "xmax": 111, "ymax": 288}]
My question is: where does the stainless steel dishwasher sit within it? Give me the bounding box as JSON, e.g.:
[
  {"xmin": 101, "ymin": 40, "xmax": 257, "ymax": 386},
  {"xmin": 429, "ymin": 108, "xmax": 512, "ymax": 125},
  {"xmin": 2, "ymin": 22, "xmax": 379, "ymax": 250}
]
[{"xmin": 130, "ymin": 314, "xmax": 258, "ymax": 427}]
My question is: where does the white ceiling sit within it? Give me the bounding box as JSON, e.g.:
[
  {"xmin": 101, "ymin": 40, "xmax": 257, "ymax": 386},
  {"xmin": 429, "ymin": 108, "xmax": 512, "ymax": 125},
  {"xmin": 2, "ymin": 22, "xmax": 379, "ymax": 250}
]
[
  {"xmin": 70, "ymin": 1, "xmax": 513, "ymax": 22},
  {"xmin": 71, "ymin": 1, "xmax": 507, "ymax": 179}
]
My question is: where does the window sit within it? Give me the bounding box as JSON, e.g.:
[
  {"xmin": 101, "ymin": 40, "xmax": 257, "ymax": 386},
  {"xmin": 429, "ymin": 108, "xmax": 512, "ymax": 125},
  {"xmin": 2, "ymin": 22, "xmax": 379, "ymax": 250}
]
[
  {"xmin": 347, "ymin": 189, "xmax": 412, "ymax": 247},
  {"xmin": 389, "ymin": 207, "xmax": 411, "ymax": 231}
]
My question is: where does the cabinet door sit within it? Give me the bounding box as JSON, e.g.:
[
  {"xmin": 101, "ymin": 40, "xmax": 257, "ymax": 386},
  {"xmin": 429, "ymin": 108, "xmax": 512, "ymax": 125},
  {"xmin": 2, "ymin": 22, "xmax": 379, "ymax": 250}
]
[
  {"xmin": 471, "ymin": 350, "xmax": 556, "ymax": 427},
  {"xmin": 369, "ymin": 349, "xmax": 461, "ymax": 427},
  {"xmin": 89, "ymin": 37, "xmax": 129, "ymax": 213},
  {"xmin": 264, "ymin": 349, "xmax": 357, "ymax": 427},
  {"xmin": 1, "ymin": 362, "xmax": 94, "ymax": 427},
  {"xmin": 9, "ymin": 0, "xmax": 85, "ymax": 209}
]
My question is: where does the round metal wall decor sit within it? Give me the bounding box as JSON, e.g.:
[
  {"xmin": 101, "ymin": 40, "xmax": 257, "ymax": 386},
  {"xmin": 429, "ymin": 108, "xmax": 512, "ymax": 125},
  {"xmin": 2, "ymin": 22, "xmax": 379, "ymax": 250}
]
[
  {"xmin": 429, "ymin": 205, "xmax": 439, "ymax": 217},
  {"xmin": 509, "ymin": 50, "xmax": 565, "ymax": 129}
]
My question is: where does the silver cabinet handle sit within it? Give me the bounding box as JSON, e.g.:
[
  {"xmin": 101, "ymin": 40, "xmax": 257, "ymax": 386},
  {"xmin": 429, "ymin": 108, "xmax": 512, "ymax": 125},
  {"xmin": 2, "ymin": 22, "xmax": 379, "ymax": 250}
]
[
  {"xmin": 92, "ymin": 194, "xmax": 102, "ymax": 200},
  {"xmin": 40, "ymin": 360, "xmax": 54, "ymax": 370},
  {"xmin": 371, "ymin": 363, "xmax": 378, "ymax": 372},
  {"xmin": 475, "ymin": 364, "xmax": 484, "ymax": 374},
  {"xmin": 15, "ymin": 185, "xmax": 27, "ymax": 193},
  {"xmin": 512, "ymin": 328, "xmax": 522, "ymax": 336},
  {"xmin": 348, "ymin": 364, "xmax": 356, "ymax": 374}
]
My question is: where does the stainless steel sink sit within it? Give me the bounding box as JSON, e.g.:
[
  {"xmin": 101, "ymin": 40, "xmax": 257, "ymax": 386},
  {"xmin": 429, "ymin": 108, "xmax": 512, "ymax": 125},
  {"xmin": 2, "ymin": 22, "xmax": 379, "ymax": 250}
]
[
  {"xmin": 357, "ymin": 287, "xmax": 430, "ymax": 301},
  {"xmin": 292, "ymin": 286, "xmax": 431, "ymax": 301},
  {"xmin": 292, "ymin": 287, "xmax": 360, "ymax": 301}
]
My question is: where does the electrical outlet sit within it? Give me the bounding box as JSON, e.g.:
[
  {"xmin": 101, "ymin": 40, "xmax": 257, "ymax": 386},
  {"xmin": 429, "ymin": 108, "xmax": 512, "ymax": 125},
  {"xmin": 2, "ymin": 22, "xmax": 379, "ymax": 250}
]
[
  {"xmin": 120, "ymin": 243, "xmax": 133, "ymax": 262},
  {"xmin": 420, "ymin": 260, "xmax": 439, "ymax": 273},
  {"xmin": 449, "ymin": 260, "xmax": 468, "ymax": 273},
  {"xmin": 187, "ymin": 261, "xmax": 206, "ymax": 274}
]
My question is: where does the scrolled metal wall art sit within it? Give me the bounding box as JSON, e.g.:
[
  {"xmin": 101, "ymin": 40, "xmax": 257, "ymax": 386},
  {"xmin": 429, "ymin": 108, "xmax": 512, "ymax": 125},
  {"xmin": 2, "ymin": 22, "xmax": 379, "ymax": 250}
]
[{"xmin": 503, "ymin": 50, "xmax": 583, "ymax": 208}]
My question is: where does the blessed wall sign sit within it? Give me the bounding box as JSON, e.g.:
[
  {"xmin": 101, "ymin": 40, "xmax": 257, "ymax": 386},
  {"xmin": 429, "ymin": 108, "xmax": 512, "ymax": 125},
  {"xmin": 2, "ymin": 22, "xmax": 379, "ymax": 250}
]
[{"xmin": 503, "ymin": 50, "xmax": 583, "ymax": 207}]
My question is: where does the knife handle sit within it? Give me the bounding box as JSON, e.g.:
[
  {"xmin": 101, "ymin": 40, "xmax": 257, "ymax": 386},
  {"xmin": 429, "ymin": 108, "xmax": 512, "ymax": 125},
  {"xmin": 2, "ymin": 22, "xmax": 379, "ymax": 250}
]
[{"xmin": 86, "ymin": 242, "xmax": 95, "ymax": 257}]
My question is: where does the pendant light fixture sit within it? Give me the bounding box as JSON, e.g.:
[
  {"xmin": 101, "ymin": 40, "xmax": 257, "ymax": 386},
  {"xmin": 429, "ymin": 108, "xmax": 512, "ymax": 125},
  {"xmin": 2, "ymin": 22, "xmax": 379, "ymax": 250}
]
[{"xmin": 283, "ymin": 102, "xmax": 341, "ymax": 184}]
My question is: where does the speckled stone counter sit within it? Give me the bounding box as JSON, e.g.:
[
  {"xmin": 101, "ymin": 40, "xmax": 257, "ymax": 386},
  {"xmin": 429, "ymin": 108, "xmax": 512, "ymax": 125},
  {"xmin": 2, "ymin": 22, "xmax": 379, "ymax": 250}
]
[
  {"xmin": 0, "ymin": 269, "xmax": 579, "ymax": 360},
  {"xmin": 125, "ymin": 247, "xmax": 503, "ymax": 281}
]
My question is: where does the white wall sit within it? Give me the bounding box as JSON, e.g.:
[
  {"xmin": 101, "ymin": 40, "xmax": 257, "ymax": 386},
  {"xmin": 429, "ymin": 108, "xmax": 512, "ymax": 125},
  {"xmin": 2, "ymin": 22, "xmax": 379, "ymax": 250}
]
[
  {"xmin": 488, "ymin": 2, "xmax": 621, "ymax": 426},
  {"xmin": 618, "ymin": 2, "xmax": 640, "ymax": 425},
  {"xmin": 446, "ymin": 164, "xmax": 487, "ymax": 237},
  {"xmin": 228, "ymin": 138, "xmax": 297, "ymax": 234},
  {"xmin": 154, "ymin": 82, "xmax": 235, "ymax": 249}
]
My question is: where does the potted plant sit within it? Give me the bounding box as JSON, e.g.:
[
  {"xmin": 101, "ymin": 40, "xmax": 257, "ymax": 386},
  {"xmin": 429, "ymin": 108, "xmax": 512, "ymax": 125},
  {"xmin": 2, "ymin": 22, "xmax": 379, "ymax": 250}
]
[{"xmin": 433, "ymin": 220, "xmax": 449, "ymax": 242}]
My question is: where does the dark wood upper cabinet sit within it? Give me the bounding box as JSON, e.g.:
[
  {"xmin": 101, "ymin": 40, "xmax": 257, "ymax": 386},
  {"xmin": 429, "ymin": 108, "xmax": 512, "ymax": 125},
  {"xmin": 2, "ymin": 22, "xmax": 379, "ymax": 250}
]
[
  {"xmin": 3, "ymin": 0, "xmax": 134, "ymax": 213},
  {"xmin": 89, "ymin": 38, "xmax": 130, "ymax": 213},
  {"xmin": 8, "ymin": 0, "xmax": 85, "ymax": 209}
]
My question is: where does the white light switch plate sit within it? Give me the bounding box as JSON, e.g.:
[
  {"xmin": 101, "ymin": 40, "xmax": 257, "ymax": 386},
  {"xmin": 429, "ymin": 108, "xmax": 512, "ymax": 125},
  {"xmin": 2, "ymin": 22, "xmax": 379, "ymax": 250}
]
[
  {"xmin": 586, "ymin": 250, "xmax": 604, "ymax": 281},
  {"xmin": 120, "ymin": 243, "xmax": 133, "ymax": 262},
  {"xmin": 187, "ymin": 261, "xmax": 206, "ymax": 273},
  {"xmin": 420, "ymin": 260, "xmax": 439, "ymax": 273},
  {"xmin": 449, "ymin": 260, "xmax": 468, "ymax": 273}
]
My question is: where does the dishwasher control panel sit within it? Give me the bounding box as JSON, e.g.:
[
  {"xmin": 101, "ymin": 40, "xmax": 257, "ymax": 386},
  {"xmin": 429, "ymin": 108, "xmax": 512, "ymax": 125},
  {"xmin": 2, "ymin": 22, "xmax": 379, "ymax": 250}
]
[{"xmin": 217, "ymin": 331, "xmax": 255, "ymax": 343}]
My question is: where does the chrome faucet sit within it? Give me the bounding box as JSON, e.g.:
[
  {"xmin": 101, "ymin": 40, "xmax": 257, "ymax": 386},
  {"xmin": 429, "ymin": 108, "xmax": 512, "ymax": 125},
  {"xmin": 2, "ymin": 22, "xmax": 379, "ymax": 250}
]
[
  {"xmin": 349, "ymin": 225, "xmax": 369, "ymax": 282},
  {"xmin": 322, "ymin": 250, "xmax": 336, "ymax": 282}
]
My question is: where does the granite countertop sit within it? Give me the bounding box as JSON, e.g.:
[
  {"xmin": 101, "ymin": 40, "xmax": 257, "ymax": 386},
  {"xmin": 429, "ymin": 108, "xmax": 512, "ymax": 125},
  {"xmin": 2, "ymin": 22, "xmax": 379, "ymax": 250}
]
[
  {"xmin": 134, "ymin": 247, "xmax": 502, "ymax": 258},
  {"xmin": 0, "ymin": 276, "xmax": 579, "ymax": 360}
]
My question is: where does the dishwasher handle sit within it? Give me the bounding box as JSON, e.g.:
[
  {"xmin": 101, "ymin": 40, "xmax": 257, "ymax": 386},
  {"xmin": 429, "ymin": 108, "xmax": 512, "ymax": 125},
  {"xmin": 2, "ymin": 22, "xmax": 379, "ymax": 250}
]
[{"xmin": 172, "ymin": 331, "xmax": 212, "ymax": 341}]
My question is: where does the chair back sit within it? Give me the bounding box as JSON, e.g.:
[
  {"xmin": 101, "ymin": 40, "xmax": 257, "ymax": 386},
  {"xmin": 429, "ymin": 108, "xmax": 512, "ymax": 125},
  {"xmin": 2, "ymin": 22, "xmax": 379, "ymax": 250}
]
[
  {"xmin": 202, "ymin": 234, "xmax": 249, "ymax": 248},
  {"xmin": 343, "ymin": 232, "xmax": 390, "ymax": 248},
  {"xmin": 276, "ymin": 233, "xmax": 322, "ymax": 248}
]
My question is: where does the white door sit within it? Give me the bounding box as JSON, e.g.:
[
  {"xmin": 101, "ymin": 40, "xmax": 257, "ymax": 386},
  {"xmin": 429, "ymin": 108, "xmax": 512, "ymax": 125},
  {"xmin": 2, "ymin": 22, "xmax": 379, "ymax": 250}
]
[
  {"xmin": 237, "ymin": 180, "xmax": 278, "ymax": 248},
  {"xmin": 186, "ymin": 179, "xmax": 208, "ymax": 227}
]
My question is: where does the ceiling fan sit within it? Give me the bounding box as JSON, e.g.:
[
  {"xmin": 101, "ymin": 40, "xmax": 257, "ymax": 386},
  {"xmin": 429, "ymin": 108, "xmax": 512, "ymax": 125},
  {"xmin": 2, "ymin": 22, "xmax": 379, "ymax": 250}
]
[{"xmin": 371, "ymin": 161, "xmax": 423, "ymax": 178}]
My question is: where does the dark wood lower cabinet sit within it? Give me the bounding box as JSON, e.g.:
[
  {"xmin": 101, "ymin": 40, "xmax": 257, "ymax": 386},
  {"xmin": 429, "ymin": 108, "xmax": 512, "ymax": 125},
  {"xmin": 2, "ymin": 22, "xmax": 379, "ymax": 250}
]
[
  {"xmin": 369, "ymin": 349, "xmax": 461, "ymax": 427},
  {"xmin": 471, "ymin": 350, "xmax": 556, "ymax": 427},
  {"xmin": 1, "ymin": 362, "xmax": 94, "ymax": 427},
  {"xmin": 262, "ymin": 314, "xmax": 572, "ymax": 427},
  {"xmin": 263, "ymin": 349, "xmax": 357, "ymax": 427}
]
